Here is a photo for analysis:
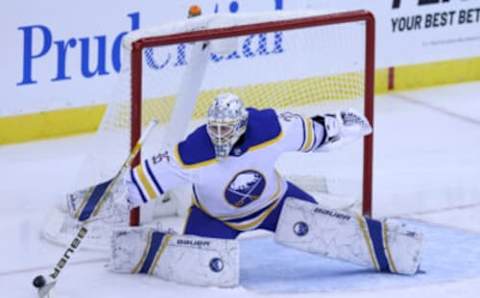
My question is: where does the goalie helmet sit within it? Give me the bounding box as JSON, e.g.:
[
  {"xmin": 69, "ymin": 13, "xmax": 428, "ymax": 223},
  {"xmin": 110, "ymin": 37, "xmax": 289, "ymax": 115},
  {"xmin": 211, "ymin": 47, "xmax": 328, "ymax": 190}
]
[{"xmin": 207, "ymin": 93, "xmax": 248, "ymax": 160}]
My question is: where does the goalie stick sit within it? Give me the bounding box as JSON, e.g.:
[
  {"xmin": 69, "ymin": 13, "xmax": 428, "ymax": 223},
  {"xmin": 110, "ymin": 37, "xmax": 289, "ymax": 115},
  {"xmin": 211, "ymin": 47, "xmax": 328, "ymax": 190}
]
[{"xmin": 32, "ymin": 120, "xmax": 158, "ymax": 298}]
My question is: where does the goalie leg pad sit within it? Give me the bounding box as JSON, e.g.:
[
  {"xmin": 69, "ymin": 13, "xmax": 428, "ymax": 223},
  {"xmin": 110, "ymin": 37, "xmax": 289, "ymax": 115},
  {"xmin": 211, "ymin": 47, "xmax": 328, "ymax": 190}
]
[
  {"xmin": 67, "ymin": 179, "xmax": 129, "ymax": 222},
  {"xmin": 67, "ymin": 180, "xmax": 112, "ymax": 221},
  {"xmin": 110, "ymin": 228, "xmax": 239, "ymax": 287},
  {"xmin": 274, "ymin": 198, "xmax": 423, "ymax": 275}
]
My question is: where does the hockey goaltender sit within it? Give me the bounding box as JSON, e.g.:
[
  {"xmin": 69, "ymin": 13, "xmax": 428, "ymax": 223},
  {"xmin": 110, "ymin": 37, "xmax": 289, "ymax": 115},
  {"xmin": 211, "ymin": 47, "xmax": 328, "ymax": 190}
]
[{"xmin": 70, "ymin": 93, "xmax": 423, "ymax": 287}]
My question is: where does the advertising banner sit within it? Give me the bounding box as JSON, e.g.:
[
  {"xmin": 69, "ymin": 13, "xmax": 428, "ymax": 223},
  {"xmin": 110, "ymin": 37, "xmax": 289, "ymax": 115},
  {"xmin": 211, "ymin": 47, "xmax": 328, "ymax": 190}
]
[
  {"xmin": 2, "ymin": 0, "xmax": 297, "ymax": 116},
  {"xmin": 305, "ymin": 0, "xmax": 480, "ymax": 67},
  {"xmin": 1, "ymin": 0, "xmax": 479, "ymax": 117}
]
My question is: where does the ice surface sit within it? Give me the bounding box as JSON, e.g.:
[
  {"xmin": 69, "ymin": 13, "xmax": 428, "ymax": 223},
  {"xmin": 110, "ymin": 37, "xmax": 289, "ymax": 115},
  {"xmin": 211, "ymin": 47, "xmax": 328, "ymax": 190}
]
[
  {"xmin": 241, "ymin": 221, "xmax": 480, "ymax": 293},
  {"xmin": 1, "ymin": 82, "xmax": 480, "ymax": 297}
]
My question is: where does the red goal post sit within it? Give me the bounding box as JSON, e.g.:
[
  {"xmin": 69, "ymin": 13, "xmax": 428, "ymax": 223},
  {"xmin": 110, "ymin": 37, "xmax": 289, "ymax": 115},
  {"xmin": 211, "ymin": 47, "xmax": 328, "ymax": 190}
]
[{"xmin": 127, "ymin": 10, "xmax": 376, "ymax": 225}]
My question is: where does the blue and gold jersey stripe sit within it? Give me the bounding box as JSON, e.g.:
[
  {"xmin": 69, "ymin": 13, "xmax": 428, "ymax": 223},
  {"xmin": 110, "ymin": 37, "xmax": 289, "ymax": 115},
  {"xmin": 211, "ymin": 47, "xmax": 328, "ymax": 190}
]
[
  {"xmin": 223, "ymin": 199, "xmax": 281, "ymax": 231},
  {"xmin": 131, "ymin": 161, "xmax": 164, "ymax": 202},
  {"xmin": 297, "ymin": 116, "xmax": 307, "ymax": 151},
  {"xmin": 145, "ymin": 161, "xmax": 164, "ymax": 195},
  {"xmin": 300, "ymin": 117, "xmax": 315, "ymax": 152},
  {"xmin": 174, "ymin": 132, "xmax": 284, "ymax": 170},
  {"xmin": 248, "ymin": 131, "xmax": 284, "ymax": 153},
  {"xmin": 192, "ymin": 193, "xmax": 281, "ymax": 232},
  {"xmin": 174, "ymin": 144, "xmax": 217, "ymax": 169}
]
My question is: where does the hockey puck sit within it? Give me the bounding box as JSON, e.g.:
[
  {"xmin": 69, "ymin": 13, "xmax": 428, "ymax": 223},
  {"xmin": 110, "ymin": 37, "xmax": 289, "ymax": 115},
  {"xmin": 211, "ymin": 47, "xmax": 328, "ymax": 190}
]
[
  {"xmin": 188, "ymin": 5, "xmax": 202, "ymax": 18},
  {"xmin": 33, "ymin": 275, "xmax": 46, "ymax": 288}
]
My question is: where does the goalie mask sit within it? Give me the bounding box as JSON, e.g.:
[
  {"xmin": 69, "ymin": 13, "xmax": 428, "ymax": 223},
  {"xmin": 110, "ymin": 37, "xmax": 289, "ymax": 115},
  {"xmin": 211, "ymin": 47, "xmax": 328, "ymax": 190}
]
[{"xmin": 207, "ymin": 93, "xmax": 248, "ymax": 160}]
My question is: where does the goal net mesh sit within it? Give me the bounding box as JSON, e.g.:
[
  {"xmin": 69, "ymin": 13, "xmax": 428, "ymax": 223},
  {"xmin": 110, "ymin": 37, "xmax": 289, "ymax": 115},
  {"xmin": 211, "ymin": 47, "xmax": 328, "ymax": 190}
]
[{"xmin": 43, "ymin": 10, "xmax": 374, "ymax": 250}]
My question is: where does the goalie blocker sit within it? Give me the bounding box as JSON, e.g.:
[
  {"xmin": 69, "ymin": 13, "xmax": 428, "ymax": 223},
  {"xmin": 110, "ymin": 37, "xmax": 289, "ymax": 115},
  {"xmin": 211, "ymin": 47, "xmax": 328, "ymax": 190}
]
[{"xmin": 275, "ymin": 198, "xmax": 423, "ymax": 275}]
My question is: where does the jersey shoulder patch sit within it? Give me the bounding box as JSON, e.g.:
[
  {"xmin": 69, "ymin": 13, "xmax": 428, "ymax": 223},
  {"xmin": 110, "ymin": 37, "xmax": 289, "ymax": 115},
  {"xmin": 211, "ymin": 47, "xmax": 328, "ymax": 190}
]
[
  {"xmin": 176, "ymin": 108, "xmax": 282, "ymax": 165},
  {"xmin": 176, "ymin": 125, "xmax": 216, "ymax": 167},
  {"xmin": 235, "ymin": 108, "xmax": 282, "ymax": 153}
]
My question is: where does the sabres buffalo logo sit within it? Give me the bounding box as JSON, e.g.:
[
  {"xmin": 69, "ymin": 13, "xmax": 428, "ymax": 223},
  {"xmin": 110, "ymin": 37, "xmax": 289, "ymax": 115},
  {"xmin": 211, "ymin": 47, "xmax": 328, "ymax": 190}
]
[{"xmin": 225, "ymin": 170, "xmax": 266, "ymax": 208}]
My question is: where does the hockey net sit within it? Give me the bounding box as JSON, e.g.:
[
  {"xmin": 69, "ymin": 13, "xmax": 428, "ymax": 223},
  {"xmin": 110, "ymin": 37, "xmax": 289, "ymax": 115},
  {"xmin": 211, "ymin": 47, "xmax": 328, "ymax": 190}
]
[{"xmin": 43, "ymin": 9, "xmax": 375, "ymax": 250}]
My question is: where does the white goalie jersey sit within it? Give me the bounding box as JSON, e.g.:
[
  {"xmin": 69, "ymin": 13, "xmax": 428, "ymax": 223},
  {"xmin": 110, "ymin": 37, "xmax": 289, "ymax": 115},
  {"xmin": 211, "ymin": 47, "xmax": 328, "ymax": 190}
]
[{"xmin": 127, "ymin": 108, "xmax": 326, "ymax": 221}]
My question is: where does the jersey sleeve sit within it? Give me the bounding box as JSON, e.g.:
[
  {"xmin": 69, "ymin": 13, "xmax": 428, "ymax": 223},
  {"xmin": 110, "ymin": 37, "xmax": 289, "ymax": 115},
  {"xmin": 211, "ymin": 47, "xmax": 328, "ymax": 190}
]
[
  {"xmin": 278, "ymin": 111, "xmax": 326, "ymax": 153},
  {"xmin": 126, "ymin": 148, "xmax": 194, "ymax": 205}
]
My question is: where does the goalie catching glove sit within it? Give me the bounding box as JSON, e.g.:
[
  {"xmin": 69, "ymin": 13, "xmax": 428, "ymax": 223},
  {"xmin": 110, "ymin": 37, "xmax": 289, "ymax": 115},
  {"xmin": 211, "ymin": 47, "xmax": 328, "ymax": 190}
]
[{"xmin": 313, "ymin": 108, "xmax": 372, "ymax": 150}]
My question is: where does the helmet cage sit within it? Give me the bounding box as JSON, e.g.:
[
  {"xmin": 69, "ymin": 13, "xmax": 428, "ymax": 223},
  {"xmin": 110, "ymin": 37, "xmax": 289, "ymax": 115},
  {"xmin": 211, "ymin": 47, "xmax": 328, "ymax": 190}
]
[
  {"xmin": 206, "ymin": 93, "xmax": 248, "ymax": 160},
  {"xmin": 207, "ymin": 118, "xmax": 246, "ymax": 159}
]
